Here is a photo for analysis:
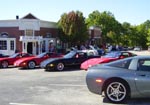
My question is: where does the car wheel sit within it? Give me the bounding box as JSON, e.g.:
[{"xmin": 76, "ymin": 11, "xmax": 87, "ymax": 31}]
[
  {"xmin": 28, "ymin": 61, "xmax": 36, "ymax": 69},
  {"xmin": 104, "ymin": 80, "xmax": 128, "ymax": 103},
  {"xmin": 56, "ymin": 62, "xmax": 64, "ymax": 71},
  {"xmin": 1, "ymin": 61, "xmax": 8, "ymax": 68}
]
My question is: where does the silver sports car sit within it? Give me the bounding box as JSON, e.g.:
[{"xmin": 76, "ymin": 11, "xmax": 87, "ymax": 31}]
[{"xmin": 86, "ymin": 56, "xmax": 150, "ymax": 103}]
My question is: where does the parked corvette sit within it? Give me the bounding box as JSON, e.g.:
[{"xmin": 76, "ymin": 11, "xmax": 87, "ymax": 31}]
[
  {"xmin": 80, "ymin": 51, "xmax": 136, "ymax": 70},
  {"xmin": 14, "ymin": 52, "xmax": 62, "ymax": 69},
  {"xmin": 86, "ymin": 56, "xmax": 150, "ymax": 103},
  {"xmin": 0, "ymin": 52, "xmax": 32, "ymax": 68},
  {"xmin": 40, "ymin": 50, "xmax": 100, "ymax": 71}
]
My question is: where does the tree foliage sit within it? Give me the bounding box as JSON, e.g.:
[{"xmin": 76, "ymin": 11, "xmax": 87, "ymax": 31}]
[
  {"xmin": 57, "ymin": 10, "xmax": 150, "ymax": 49},
  {"xmin": 86, "ymin": 10, "xmax": 123, "ymax": 44},
  {"xmin": 58, "ymin": 11, "xmax": 88, "ymax": 45}
]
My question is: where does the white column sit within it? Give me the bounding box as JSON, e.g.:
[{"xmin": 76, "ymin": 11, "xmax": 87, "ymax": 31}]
[
  {"xmin": 38, "ymin": 41, "xmax": 41, "ymax": 54},
  {"xmin": 24, "ymin": 42, "xmax": 27, "ymax": 53},
  {"xmin": 22, "ymin": 41, "xmax": 24, "ymax": 52}
]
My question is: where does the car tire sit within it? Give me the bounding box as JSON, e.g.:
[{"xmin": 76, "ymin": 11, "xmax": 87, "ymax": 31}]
[
  {"xmin": 1, "ymin": 61, "xmax": 8, "ymax": 68},
  {"xmin": 104, "ymin": 80, "xmax": 129, "ymax": 103},
  {"xmin": 28, "ymin": 61, "xmax": 36, "ymax": 69},
  {"xmin": 56, "ymin": 62, "xmax": 64, "ymax": 71}
]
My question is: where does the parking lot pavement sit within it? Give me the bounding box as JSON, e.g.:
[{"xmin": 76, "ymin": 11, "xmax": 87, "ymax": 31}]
[
  {"xmin": 0, "ymin": 68, "xmax": 102, "ymax": 105},
  {"xmin": 0, "ymin": 68, "xmax": 150, "ymax": 105}
]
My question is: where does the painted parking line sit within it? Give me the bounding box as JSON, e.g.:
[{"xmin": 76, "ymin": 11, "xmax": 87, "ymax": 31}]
[
  {"xmin": 48, "ymin": 83, "xmax": 86, "ymax": 87},
  {"xmin": 9, "ymin": 103, "xmax": 39, "ymax": 105}
]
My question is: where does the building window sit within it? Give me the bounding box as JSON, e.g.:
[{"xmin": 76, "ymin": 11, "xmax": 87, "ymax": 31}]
[
  {"xmin": 0, "ymin": 40, "xmax": 7, "ymax": 50},
  {"xmin": 25, "ymin": 30, "xmax": 34, "ymax": 36},
  {"xmin": 0, "ymin": 32, "xmax": 9, "ymax": 37},
  {"xmin": 46, "ymin": 33, "xmax": 52, "ymax": 38},
  {"xmin": 10, "ymin": 40, "xmax": 14, "ymax": 50}
]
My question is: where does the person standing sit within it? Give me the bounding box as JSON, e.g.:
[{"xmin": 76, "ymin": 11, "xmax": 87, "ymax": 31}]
[{"xmin": 49, "ymin": 43, "xmax": 56, "ymax": 53}]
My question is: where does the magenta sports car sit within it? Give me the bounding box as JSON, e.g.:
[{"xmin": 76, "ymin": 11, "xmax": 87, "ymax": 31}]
[{"xmin": 80, "ymin": 51, "xmax": 136, "ymax": 70}]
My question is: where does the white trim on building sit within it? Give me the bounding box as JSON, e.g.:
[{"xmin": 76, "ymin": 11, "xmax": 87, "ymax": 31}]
[{"xmin": 0, "ymin": 38, "xmax": 16, "ymax": 55}]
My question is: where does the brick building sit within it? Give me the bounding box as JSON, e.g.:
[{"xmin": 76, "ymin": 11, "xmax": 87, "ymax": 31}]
[
  {"xmin": 0, "ymin": 13, "xmax": 59, "ymax": 55},
  {"xmin": 89, "ymin": 26, "xmax": 102, "ymax": 45}
]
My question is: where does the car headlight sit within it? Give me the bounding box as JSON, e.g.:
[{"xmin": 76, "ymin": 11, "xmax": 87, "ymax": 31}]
[
  {"xmin": 89, "ymin": 65, "xmax": 92, "ymax": 67},
  {"xmin": 49, "ymin": 64, "xmax": 54, "ymax": 67},
  {"xmin": 21, "ymin": 62, "xmax": 26, "ymax": 65}
]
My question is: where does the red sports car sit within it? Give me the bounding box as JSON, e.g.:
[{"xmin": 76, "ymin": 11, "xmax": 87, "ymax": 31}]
[
  {"xmin": 0, "ymin": 52, "xmax": 33, "ymax": 68},
  {"xmin": 14, "ymin": 52, "xmax": 63, "ymax": 69},
  {"xmin": 80, "ymin": 51, "xmax": 136, "ymax": 70}
]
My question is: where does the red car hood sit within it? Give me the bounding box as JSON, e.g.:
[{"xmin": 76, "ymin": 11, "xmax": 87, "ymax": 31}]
[
  {"xmin": 14, "ymin": 56, "xmax": 36, "ymax": 64},
  {"xmin": 81, "ymin": 57, "xmax": 118, "ymax": 70}
]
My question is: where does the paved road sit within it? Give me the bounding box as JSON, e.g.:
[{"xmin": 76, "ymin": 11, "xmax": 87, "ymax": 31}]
[{"xmin": 0, "ymin": 68, "xmax": 150, "ymax": 105}]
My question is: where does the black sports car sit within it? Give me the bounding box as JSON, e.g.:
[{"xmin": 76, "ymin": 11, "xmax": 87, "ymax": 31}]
[{"xmin": 40, "ymin": 50, "xmax": 100, "ymax": 71}]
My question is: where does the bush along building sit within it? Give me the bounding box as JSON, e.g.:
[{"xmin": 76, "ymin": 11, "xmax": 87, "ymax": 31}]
[{"xmin": 0, "ymin": 13, "xmax": 59, "ymax": 56}]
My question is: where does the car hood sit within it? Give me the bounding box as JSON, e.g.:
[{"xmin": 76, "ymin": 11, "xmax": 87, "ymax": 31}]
[
  {"xmin": 84, "ymin": 57, "xmax": 117, "ymax": 65},
  {"xmin": 40, "ymin": 57, "xmax": 62, "ymax": 67},
  {"xmin": 14, "ymin": 56, "xmax": 36, "ymax": 63}
]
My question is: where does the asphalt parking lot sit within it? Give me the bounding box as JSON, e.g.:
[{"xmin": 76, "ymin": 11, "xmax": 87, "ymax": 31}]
[
  {"xmin": 0, "ymin": 68, "xmax": 102, "ymax": 105},
  {"xmin": 1, "ymin": 68, "xmax": 150, "ymax": 105},
  {"xmin": 0, "ymin": 51, "xmax": 150, "ymax": 105}
]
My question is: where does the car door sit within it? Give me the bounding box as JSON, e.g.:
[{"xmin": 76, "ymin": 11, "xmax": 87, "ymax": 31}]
[
  {"xmin": 75, "ymin": 52, "xmax": 88, "ymax": 65},
  {"xmin": 60, "ymin": 53, "xmax": 79, "ymax": 66},
  {"xmin": 9, "ymin": 53, "xmax": 22, "ymax": 65},
  {"xmin": 65, "ymin": 52, "xmax": 87, "ymax": 66},
  {"xmin": 135, "ymin": 59, "xmax": 150, "ymax": 96}
]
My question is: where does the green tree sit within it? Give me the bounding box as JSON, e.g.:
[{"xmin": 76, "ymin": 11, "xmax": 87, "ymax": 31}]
[
  {"xmin": 143, "ymin": 20, "xmax": 150, "ymax": 30},
  {"xmin": 58, "ymin": 11, "xmax": 88, "ymax": 46},
  {"xmin": 141, "ymin": 20, "xmax": 150, "ymax": 47},
  {"xmin": 147, "ymin": 29, "xmax": 150, "ymax": 46},
  {"xmin": 121, "ymin": 22, "xmax": 134, "ymax": 46},
  {"xmin": 141, "ymin": 20, "xmax": 150, "ymax": 48},
  {"xmin": 120, "ymin": 22, "xmax": 128, "ymax": 46},
  {"xmin": 136, "ymin": 24, "xmax": 147, "ymax": 48},
  {"xmin": 86, "ymin": 10, "xmax": 123, "ymax": 45}
]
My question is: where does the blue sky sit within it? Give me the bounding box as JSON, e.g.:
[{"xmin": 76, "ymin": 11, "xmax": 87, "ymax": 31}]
[{"xmin": 1, "ymin": 0, "xmax": 150, "ymax": 25}]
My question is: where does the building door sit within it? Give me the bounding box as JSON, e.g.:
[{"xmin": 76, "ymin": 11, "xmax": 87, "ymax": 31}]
[{"xmin": 27, "ymin": 42, "xmax": 33, "ymax": 54}]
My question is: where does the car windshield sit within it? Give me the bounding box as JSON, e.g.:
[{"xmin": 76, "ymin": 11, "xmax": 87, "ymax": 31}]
[
  {"xmin": 63, "ymin": 51, "xmax": 76, "ymax": 58},
  {"xmin": 103, "ymin": 51, "xmax": 121, "ymax": 58},
  {"xmin": 9, "ymin": 53, "xmax": 20, "ymax": 58},
  {"xmin": 37, "ymin": 52, "xmax": 47, "ymax": 58},
  {"xmin": 105, "ymin": 57, "xmax": 132, "ymax": 69}
]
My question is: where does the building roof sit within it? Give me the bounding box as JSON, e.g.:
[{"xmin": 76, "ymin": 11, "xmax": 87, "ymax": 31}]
[{"xmin": 21, "ymin": 13, "xmax": 39, "ymax": 19}]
